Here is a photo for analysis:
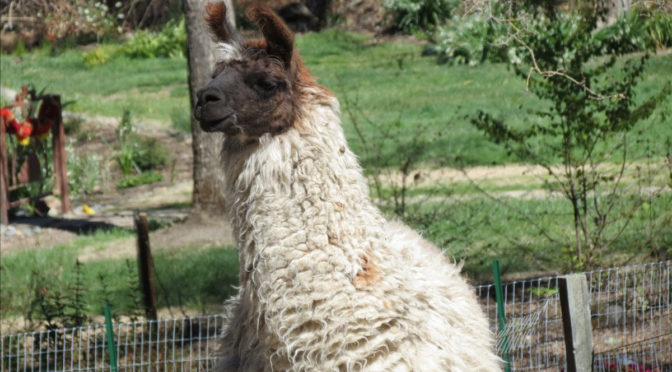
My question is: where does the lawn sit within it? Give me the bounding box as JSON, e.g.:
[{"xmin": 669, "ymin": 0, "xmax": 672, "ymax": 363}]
[
  {"xmin": 2, "ymin": 31, "xmax": 670, "ymax": 167},
  {"xmin": 406, "ymin": 193, "xmax": 672, "ymax": 279},
  {"xmin": 0, "ymin": 228, "xmax": 238, "ymax": 322}
]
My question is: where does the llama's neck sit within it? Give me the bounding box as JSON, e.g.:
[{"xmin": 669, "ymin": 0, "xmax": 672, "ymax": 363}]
[{"xmin": 222, "ymin": 92, "xmax": 385, "ymax": 289}]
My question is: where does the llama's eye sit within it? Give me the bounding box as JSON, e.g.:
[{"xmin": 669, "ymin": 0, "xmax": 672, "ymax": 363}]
[{"xmin": 255, "ymin": 79, "xmax": 279, "ymax": 92}]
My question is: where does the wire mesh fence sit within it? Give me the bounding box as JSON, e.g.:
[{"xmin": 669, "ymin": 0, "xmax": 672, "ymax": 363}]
[
  {"xmin": 588, "ymin": 261, "xmax": 671, "ymax": 371},
  {"xmin": 476, "ymin": 273, "xmax": 566, "ymax": 371},
  {"xmin": 473, "ymin": 260, "xmax": 671, "ymax": 371},
  {"xmin": 1, "ymin": 260, "xmax": 670, "ymax": 371},
  {"xmin": 1, "ymin": 315, "xmax": 225, "ymax": 371}
]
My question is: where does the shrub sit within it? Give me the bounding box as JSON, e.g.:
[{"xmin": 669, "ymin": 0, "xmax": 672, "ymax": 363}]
[
  {"xmin": 68, "ymin": 151, "xmax": 102, "ymax": 196},
  {"xmin": 470, "ymin": 4, "xmax": 672, "ymax": 269},
  {"xmin": 133, "ymin": 137, "xmax": 169, "ymax": 172},
  {"xmin": 646, "ymin": 12, "xmax": 672, "ymax": 48},
  {"xmin": 121, "ymin": 17, "xmax": 186, "ymax": 58},
  {"xmin": 114, "ymin": 110, "xmax": 169, "ymax": 181},
  {"xmin": 429, "ymin": 13, "xmax": 510, "ymax": 66},
  {"xmin": 82, "ymin": 46, "xmax": 113, "ymax": 68},
  {"xmin": 595, "ymin": 10, "xmax": 672, "ymax": 53},
  {"xmin": 383, "ymin": 0, "xmax": 458, "ymax": 32},
  {"xmin": 431, "ymin": 7, "xmax": 672, "ymax": 66}
]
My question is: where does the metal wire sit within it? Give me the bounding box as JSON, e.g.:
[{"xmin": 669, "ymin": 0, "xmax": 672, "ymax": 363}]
[
  {"xmin": 475, "ymin": 260, "xmax": 671, "ymax": 371},
  {"xmin": 1, "ymin": 261, "xmax": 670, "ymax": 371},
  {"xmin": 1, "ymin": 315, "xmax": 225, "ymax": 371}
]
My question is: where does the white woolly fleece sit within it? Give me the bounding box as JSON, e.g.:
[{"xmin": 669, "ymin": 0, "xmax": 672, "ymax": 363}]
[{"xmin": 216, "ymin": 87, "xmax": 501, "ymax": 371}]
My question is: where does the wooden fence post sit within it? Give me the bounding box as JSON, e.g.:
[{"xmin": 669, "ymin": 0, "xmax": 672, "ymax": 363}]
[
  {"xmin": 50, "ymin": 95, "xmax": 71, "ymax": 214},
  {"xmin": 559, "ymin": 273, "xmax": 593, "ymax": 372},
  {"xmin": 0, "ymin": 116, "xmax": 9, "ymax": 225},
  {"xmin": 135, "ymin": 212, "xmax": 158, "ymax": 320}
]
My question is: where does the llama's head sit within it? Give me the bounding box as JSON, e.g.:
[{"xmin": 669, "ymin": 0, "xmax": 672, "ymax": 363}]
[{"xmin": 195, "ymin": 3, "xmax": 318, "ymax": 138}]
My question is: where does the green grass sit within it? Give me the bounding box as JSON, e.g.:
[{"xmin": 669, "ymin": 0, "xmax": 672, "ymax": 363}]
[
  {"xmin": 0, "ymin": 49, "xmax": 188, "ymax": 122},
  {"xmin": 402, "ymin": 192, "xmax": 672, "ymax": 281},
  {"xmin": 296, "ymin": 31, "xmax": 672, "ymax": 167},
  {"xmin": 2, "ymin": 31, "xmax": 670, "ymax": 167},
  {"xmin": 0, "ymin": 229, "xmax": 238, "ymax": 320}
]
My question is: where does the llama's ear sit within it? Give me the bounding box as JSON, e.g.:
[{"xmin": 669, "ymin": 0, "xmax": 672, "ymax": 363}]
[
  {"xmin": 247, "ymin": 7, "xmax": 294, "ymax": 69},
  {"xmin": 205, "ymin": 2, "xmax": 240, "ymax": 44}
]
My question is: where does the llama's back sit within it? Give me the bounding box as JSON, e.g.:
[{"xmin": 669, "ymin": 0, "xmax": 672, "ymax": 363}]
[
  {"xmin": 373, "ymin": 220, "xmax": 500, "ymax": 371},
  {"xmin": 216, "ymin": 221, "xmax": 500, "ymax": 372}
]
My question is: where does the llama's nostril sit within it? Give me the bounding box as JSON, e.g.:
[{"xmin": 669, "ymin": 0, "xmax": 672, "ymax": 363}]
[
  {"xmin": 205, "ymin": 93, "xmax": 222, "ymax": 103},
  {"xmin": 198, "ymin": 87, "xmax": 225, "ymax": 105}
]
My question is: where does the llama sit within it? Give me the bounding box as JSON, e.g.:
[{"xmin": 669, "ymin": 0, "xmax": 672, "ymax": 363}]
[{"xmin": 194, "ymin": 3, "xmax": 501, "ymax": 371}]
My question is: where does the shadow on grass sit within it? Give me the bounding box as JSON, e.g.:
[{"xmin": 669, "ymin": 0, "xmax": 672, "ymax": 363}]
[{"xmin": 9, "ymin": 216, "xmax": 129, "ymax": 235}]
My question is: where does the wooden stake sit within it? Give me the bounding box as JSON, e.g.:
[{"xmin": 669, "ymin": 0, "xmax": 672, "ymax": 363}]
[
  {"xmin": 0, "ymin": 115, "xmax": 9, "ymax": 225},
  {"xmin": 50, "ymin": 95, "xmax": 71, "ymax": 214},
  {"xmin": 135, "ymin": 212, "xmax": 158, "ymax": 320},
  {"xmin": 559, "ymin": 274, "xmax": 593, "ymax": 372}
]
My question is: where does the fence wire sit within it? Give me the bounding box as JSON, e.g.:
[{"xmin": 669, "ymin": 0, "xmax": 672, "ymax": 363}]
[
  {"xmin": 476, "ymin": 274, "xmax": 566, "ymax": 371},
  {"xmin": 588, "ymin": 261, "xmax": 672, "ymax": 371},
  {"xmin": 475, "ymin": 260, "xmax": 671, "ymax": 371},
  {"xmin": 1, "ymin": 315, "xmax": 225, "ymax": 371},
  {"xmin": 1, "ymin": 261, "xmax": 670, "ymax": 371}
]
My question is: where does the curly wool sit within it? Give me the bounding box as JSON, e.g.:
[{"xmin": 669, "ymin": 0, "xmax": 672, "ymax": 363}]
[{"xmin": 217, "ymin": 87, "xmax": 501, "ymax": 371}]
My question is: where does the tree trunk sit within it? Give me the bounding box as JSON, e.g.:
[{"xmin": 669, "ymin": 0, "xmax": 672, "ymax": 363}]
[{"xmin": 183, "ymin": 0, "xmax": 235, "ymax": 216}]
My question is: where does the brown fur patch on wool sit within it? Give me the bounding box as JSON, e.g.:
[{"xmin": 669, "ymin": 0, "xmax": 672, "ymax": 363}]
[{"xmin": 353, "ymin": 253, "xmax": 380, "ymax": 288}]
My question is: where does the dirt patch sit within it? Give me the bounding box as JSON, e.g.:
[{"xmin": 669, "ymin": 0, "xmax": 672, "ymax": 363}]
[
  {"xmin": 375, "ymin": 161, "xmax": 670, "ymax": 193},
  {"xmin": 373, "ymin": 164, "xmax": 551, "ymax": 199},
  {"xmin": 0, "ymin": 109, "xmax": 228, "ymax": 257}
]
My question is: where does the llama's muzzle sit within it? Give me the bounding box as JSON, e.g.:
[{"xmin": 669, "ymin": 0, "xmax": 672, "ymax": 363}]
[{"xmin": 194, "ymin": 87, "xmax": 234, "ymax": 132}]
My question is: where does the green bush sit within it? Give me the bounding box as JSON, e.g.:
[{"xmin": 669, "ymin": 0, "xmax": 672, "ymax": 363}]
[
  {"xmin": 68, "ymin": 152, "xmax": 102, "ymax": 195},
  {"xmin": 133, "ymin": 137, "xmax": 169, "ymax": 171},
  {"xmin": 121, "ymin": 17, "xmax": 186, "ymax": 58},
  {"xmin": 429, "ymin": 13, "xmax": 510, "ymax": 66},
  {"xmin": 115, "ymin": 110, "xmax": 169, "ymax": 176},
  {"xmin": 82, "ymin": 46, "xmax": 113, "ymax": 68},
  {"xmin": 596, "ymin": 11, "xmax": 672, "ymax": 53},
  {"xmin": 431, "ymin": 8, "xmax": 672, "ymax": 66},
  {"xmin": 646, "ymin": 12, "xmax": 672, "ymax": 48},
  {"xmin": 470, "ymin": 4, "xmax": 672, "ymax": 269},
  {"xmin": 384, "ymin": 0, "xmax": 458, "ymax": 32}
]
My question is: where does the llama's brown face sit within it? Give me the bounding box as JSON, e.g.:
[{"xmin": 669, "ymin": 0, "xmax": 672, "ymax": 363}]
[{"xmin": 194, "ymin": 4, "xmax": 300, "ymax": 137}]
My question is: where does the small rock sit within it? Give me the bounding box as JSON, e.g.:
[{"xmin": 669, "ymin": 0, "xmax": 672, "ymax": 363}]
[
  {"xmin": 44, "ymin": 195, "xmax": 61, "ymax": 217},
  {"xmin": 6, "ymin": 226, "xmax": 18, "ymax": 236}
]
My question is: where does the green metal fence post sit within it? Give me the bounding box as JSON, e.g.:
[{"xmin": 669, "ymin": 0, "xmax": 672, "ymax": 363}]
[
  {"xmin": 493, "ymin": 260, "xmax": 511, "ymax": 372},
  {"xmin": 104, "ymin": 305, "xmax": 119, "ymax": 372}
]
